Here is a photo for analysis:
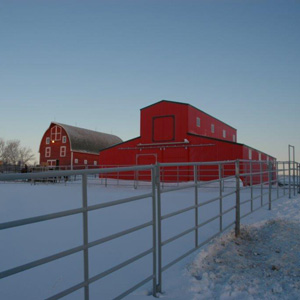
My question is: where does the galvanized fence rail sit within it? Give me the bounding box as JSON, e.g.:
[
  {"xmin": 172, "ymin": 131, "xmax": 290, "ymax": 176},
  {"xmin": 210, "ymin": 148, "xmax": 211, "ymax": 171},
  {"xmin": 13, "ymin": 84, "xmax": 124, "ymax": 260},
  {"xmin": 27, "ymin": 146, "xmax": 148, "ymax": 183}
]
[
  {"xmin": 0, "ymin": 165, "xmax": 157, "ymax": 300},
  {"xmin": 0, "ymin": 159, "xmax": 299, "ymax": 299}
]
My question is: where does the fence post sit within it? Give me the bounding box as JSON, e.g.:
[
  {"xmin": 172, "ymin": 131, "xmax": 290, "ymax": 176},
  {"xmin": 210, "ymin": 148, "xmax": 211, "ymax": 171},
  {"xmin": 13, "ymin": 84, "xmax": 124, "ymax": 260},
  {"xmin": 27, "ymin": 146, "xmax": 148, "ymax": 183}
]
[
  {"xmin": 293, "ymin": 155, "xmax": 296, "ymax": 197},
  {"xmin": 82, "ymin": 174, "xmax": 89, "ymax": 300},
  {"xmin": 218, "ymin": 163, "xmax": 223, "ymax": 232},
  {"xmin": 268, "ymin": 162, "xmax": 272, "ymax": 210},
  {"xmin": 151, "ymin": 167, "xmax": 157, "ymax": 298},
  {"xmin": 283, "ymin": 162, "xmax": 286, "ymax": 195},
  {"xmin": 298, "ymin": 163, "xmax": 300, "ymax": 194},
  {"xmin": 289, "ymin": 155, "xmax": 291, "ymax": 199},
  {"xmin": 260, "ymin": 161, "xmax": 263, "ymax": 206},
  {"xmin": 194, "ymin": 165, "xmax": 199, "ymax": 248},
  {"xmin": 276, "ymin": 161, "xmax": 279, "ymax": 199},
  {"xmin": 235, "ymin": 160, "xmax": 240, "ymax": 237},
  {"xmin": 155, "ymin": 163, "xmax": 162, "ymax": 294},
  {"xmin": 250, "ymin": 161, "xmax": 253, "ymax": 212}
]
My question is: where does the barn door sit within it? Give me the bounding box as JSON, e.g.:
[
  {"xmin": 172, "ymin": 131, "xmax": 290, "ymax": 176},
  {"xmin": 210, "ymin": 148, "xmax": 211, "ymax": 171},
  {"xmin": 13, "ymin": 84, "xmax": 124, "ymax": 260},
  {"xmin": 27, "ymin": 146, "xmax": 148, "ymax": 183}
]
[{"xmin": 135, "ymin": 154, "xmax": 157, "ymax": 182}]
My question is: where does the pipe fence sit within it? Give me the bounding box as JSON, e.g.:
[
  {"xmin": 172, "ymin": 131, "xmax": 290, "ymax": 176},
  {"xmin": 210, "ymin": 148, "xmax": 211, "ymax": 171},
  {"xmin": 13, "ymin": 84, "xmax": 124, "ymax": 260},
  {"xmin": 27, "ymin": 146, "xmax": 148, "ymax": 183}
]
[{"xmin": 0, "ymin": 159, "xmax": 299, "ymax": 299}]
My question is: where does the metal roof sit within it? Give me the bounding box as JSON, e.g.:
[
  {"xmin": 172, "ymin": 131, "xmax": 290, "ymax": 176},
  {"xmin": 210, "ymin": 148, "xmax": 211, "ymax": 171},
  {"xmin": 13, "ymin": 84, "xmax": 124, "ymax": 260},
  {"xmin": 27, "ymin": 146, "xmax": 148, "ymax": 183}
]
[{"xmin": 53, "ymin": 122, "xmax": 122, "ymax": 154}]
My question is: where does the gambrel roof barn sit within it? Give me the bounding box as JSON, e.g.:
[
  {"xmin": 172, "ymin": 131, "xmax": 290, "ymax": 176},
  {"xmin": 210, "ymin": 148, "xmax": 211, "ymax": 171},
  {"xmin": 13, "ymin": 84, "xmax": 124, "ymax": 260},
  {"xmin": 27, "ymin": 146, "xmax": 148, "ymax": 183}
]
[{"xmin": 39, "ymin": 122, "xmax": 122, "ymax": 168}]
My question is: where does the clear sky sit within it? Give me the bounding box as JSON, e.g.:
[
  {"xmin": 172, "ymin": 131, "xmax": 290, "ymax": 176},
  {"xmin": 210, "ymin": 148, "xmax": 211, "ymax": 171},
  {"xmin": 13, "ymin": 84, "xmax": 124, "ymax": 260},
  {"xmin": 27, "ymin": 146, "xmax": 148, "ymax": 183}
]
[{"xmin": 0, "ymin": 0, "xmax": 299, "ymax": 163}]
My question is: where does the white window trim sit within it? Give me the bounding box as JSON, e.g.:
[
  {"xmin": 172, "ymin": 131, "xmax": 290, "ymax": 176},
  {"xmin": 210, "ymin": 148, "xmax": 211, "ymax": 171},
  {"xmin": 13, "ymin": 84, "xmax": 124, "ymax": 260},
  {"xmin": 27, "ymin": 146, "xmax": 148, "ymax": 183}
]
[
  {"xmin": 46, "ymin": 137, "xmax": 50, "ymax": 144},
  {"xmin": 51, "ymin": 125, "xmax": 62, "ymax": 141},
  {"xmin": 233, "ymin": 134, "xmax": 236, "ymax": 142},
  {"xmin": 223, "ymin": 130, "xmax": 226, "ymax": 138},
  {"xmin": 62, "ymin": 136, "xmax": 67, "ymax": 143},
  {"xmin": 196, "ymin": 117, "xmax": 201, "ymax": 128},
  {"xmin": 74, "ymin": 158, "xmax": 78, "ymax": 164},
  {"xmin": 84, "ymin": 160, "xmax": 88, "ymax": 165},
  {"xmin": 45, "ymin": 147, "xmax": 51, "ymax": 158},
  {"xmin": 60, "ymin": 146, "xmax": 66, "ymax": 157},
  {"xmin": 211, "ymin": 124, "xmax": 215, "ymax": 133},
  {"xmin": 94, "ymin": 161, "xmax": 97, "ymax": 166},
  {"xmin": 249, "ymin": 149, "xmax": 252, "ymax": 160},
  {"xmin": 47, "ymin": 159, "xmax": 56, "ymax": 167},
  {"xmin": 259, "ymin": 153, "xmax": 262, "ymax": 161}
]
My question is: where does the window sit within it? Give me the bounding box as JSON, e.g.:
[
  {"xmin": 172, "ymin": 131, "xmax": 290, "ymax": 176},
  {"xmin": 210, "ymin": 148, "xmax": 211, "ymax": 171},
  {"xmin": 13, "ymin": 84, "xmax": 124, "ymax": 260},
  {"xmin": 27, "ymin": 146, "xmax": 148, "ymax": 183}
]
[
  {"xmin": 84, "ymin": 160, "xmax": 88, "ymax": 165},
  {"xmin": 46, "ymin": 137, "xmax": 50, "ymax": 144},
  {"xmin": 47, "ymin": 160, "xmax": 56, "ymax": 167},
  {"xmin": 211, "ymin": 124, "xmax": 215, "ymax": 133},
  {"xmin": 196, "ymin": 117, "xmax": 201, "ymax": 128},
  {"xmin": 51, "ymin": 125, "xmax": 62, "ymax": 141},
  {"xmin": 249, "ymin": 149, "xmax": 252, "ymax": 160},
  {"xmin": 45, "ymin": 147, "xmax": 51, "ymax": 158},
  {"xmin": 94, "ymin": 161, "xmax": 97, "ymax": 166},
  {"xmin": 259, "ymin": 153, "xmax": 262, "ymax": 161},
  {"xmin": 62, "ymin": 136, "xmax": 67, "ymax": 143},
  {"xmin": 74, "ymin": 159, "xmax": 78, "ymax": 164},
  {"xmin": 223, "ymin": 130, "xmax": 226, "ymax": 138},
  {"xmin": 60, "ymin": 146, "xmax": 66, "ymax": 157},
  {"xmin": 233, "ymin": 135, "xmax": 236, "ymax": 142}
]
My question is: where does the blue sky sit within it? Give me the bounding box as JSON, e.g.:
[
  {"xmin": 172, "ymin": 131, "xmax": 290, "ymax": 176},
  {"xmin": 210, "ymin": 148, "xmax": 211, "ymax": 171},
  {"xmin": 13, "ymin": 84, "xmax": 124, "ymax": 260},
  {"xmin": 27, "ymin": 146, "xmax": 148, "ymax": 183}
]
[{"xmin": 0, "ymin": 0, "xmax": 299, "ymax": 162}]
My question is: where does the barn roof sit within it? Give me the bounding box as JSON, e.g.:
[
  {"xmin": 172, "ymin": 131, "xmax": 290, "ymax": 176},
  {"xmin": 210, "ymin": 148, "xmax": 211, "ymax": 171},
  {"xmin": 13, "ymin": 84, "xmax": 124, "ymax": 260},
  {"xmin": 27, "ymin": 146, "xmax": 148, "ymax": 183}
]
[{"xmin": 52, "ymin": 122, "xmax": 123, "ymax": 154}]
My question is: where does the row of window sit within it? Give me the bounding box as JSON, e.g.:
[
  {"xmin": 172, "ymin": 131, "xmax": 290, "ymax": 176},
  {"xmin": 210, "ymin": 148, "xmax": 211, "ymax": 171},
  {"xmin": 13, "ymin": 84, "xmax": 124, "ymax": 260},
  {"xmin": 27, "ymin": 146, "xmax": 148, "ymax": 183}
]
[
  {"xmin": 45, "ymin": 147, "xmax": 98, "ymax": 165},
  {"xmin": 73, "ymin": 159, "xmax": 98, "ymax": 165},
  {"xmin": 45, "ymin": 146, "xmax": 66, "ymax": 157},
  {"xmin": 196, "ymin": 117, "xmax": 236, "ymax": 142},
  {"xmin": 46, "ymin": 136, "xmax": 67, "ymax": 144},
  {"xmin": 248, "ymin": 150, "xmax": 269, "ymax": 161},
  {"xmin": 47, "ymin": 159, "xmax": 98, "ymax": 166}
]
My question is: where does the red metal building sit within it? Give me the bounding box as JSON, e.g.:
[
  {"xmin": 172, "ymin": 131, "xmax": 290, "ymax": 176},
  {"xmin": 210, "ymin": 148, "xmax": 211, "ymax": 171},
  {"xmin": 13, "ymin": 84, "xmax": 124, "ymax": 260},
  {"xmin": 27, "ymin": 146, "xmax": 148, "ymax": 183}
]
[
  {"xmin": 99, "ymin": 100, "xmax": 276, "ymax": 182},
  {"xmin": 39, "ymin": 122, "xmax": 122, "ymax": 169}
]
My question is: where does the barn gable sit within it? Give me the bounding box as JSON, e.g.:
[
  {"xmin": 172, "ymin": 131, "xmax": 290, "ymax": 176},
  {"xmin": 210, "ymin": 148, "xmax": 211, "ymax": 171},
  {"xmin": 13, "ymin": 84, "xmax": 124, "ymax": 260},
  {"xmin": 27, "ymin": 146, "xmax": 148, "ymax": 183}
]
[{"xmin": 39, "ymin": 122, "xmax": 122, "ymax": 167}]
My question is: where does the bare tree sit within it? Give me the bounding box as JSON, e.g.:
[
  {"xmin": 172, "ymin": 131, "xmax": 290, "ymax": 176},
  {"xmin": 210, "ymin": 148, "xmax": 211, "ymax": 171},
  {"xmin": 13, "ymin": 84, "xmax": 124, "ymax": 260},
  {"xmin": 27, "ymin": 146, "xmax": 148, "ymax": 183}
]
[
  {"xmin": 0, "ymin": 139, "xmax": 35, "ymax": 165},
  {"xmin": 19, "ymin": 146, "xmax": 35, "ymax": 165},
  {"xmin": 3, "ymin": 140, "xmax": 21, "ymax": 165},
  {"xmin": 0, "ymin": 138, "xmax": 5, "ymax": 161}
]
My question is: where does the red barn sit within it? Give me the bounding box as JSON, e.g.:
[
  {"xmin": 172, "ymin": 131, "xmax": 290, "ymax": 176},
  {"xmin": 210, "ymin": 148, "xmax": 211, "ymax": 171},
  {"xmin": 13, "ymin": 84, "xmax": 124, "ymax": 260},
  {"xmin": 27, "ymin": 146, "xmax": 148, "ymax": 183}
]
[
  {"xmin": 39, "ymin": 122, "xmax": 122, "ymax": 169},
  {"xmin": 99, "ymin": 100, "xmax": 276, "ymax": 182}
]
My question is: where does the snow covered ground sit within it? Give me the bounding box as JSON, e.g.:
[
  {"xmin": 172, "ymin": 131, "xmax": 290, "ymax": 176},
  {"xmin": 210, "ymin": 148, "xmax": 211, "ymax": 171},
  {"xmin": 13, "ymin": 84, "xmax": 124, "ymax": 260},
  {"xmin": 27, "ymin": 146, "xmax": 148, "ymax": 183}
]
[
  {"xmin": 136, "ymin": 194, "xmax": 300, "ymax": 300},
  {"xmin": 0, "ymin": 179, "xmax": 299, "ymax": 299}
]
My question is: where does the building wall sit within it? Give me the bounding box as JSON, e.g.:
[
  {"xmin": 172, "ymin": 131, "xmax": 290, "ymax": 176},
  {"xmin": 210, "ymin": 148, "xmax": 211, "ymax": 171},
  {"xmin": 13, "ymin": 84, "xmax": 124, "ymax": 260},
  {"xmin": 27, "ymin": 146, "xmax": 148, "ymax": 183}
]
[
  {"xmin": 187, "ymin": 105, "xmax": 237, "ymax": 142},
  {"xmin": 39, "ymin": 124, "xmax": 71, "ymax": 166},
  {"xmin": 40, "ymin": 124, "xmax": 100, "ymax": 168},
  {"xmin": 99, "ymin": 134, "xmax": 245, "ymax": 182},
  {"xmin": 99, "ymin": 99, "xmax": 276, "ymax": 184},
  {"xmin": 140, "ymin": 101, "xmax": 189, "ymax": 144},
  {"xmin": 72, "ymin": 152, "xmax": 99, "ymax": 169}
]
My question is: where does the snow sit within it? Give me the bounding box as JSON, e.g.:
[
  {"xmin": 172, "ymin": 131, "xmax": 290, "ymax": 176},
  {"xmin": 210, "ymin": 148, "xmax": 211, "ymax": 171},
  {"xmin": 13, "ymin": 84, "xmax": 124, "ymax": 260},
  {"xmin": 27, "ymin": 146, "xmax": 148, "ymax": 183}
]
[
  {"xmin": 1, "ymin": 180, "xmax": 299, "ymax": 299},
  {"xmin": 146, "ymin": 194, "xmax": 300, "ymax": 300}
]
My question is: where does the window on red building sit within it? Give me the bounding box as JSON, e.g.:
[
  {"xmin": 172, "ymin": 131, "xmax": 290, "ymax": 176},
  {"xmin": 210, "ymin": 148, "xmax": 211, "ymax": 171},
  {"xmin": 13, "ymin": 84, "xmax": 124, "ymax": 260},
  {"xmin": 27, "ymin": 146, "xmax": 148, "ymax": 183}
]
[
  {"xmin": 51, "ymin": 126, "xmax": 62, "ymax": 141},
  {"xmin": 45, "ymin": 147, "xmax": 51, "ymax": 157},
  {"xmin": 60, "ymin": 146, "xmax": 66, "ymax": 157}
]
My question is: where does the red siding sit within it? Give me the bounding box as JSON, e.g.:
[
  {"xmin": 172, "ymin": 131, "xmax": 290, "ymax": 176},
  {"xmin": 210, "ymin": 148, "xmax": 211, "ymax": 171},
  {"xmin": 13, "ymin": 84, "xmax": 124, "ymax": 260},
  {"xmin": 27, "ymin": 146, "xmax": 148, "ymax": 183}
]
[
  {"xmin": 99, "ymin": 100, "xmax": 275, "ymax": 184},
  {"xmin": 140, "ymin": 101, "xmax": 188, "ymax": 144},
  {"xmin": 39, "ymin": 124, "xmax": 99, "ymax": 168},
  {"xmin": 39, "ymin": 125, "xmax": 71, "ymax": 166},
  {"xmin": 188, "ymin": 105, "xmax": 237, "ymax": 142}
]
